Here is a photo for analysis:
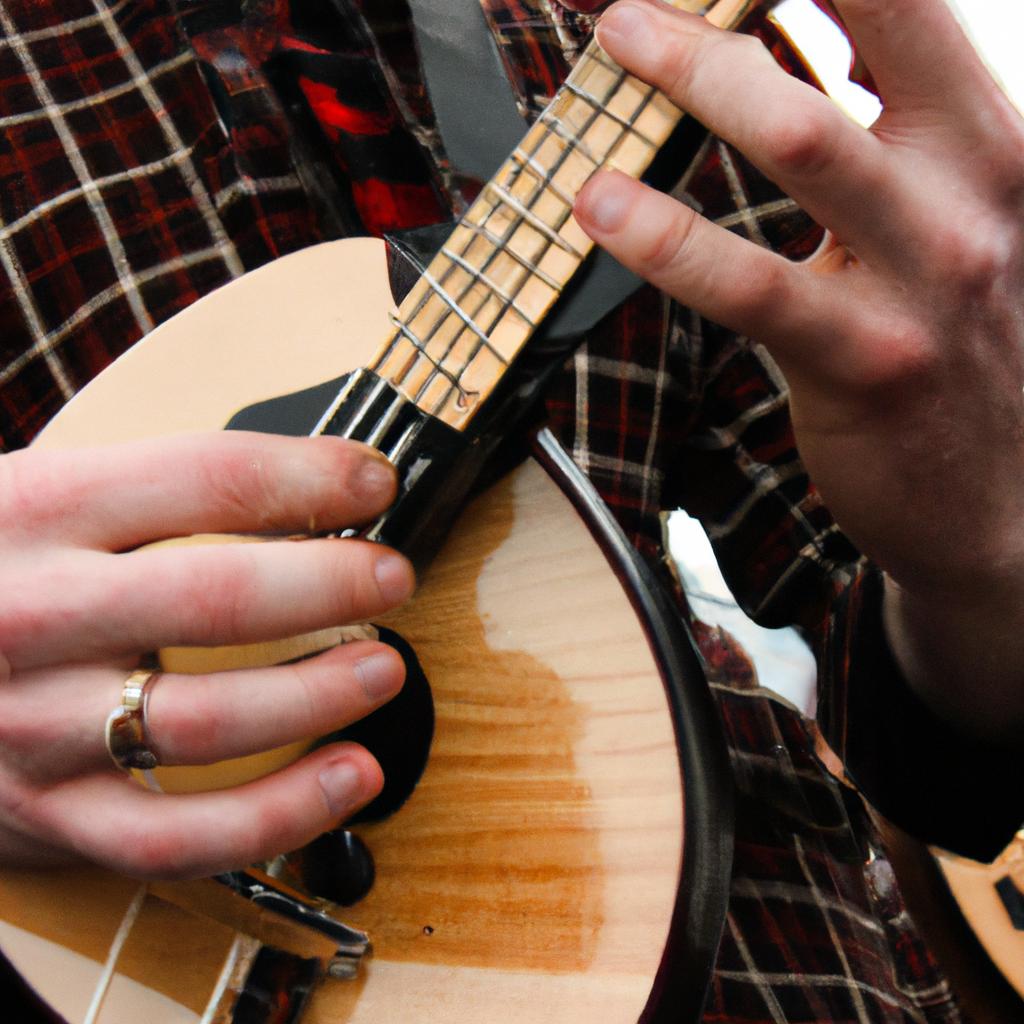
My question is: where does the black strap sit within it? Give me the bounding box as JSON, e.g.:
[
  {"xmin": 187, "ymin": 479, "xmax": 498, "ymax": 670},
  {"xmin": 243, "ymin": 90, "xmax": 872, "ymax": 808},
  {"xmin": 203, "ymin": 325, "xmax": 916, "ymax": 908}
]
[{"xmin": 405, "ymin": 0, "xmax": 526, "ymax": 181}]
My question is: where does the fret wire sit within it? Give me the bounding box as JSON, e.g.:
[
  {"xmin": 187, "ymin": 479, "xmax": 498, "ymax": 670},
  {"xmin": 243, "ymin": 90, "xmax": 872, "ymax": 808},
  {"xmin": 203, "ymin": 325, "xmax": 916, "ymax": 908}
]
[
  {"xmin": 537, "ymin": 111, "xmax": 602, "ymax": 166},
  {"xmin": 582, "ymin": 44, "xmax": 628, "ymax": 76},
  {"xmin": 383, "ymin": 92, "xmax": 612, "ymax": 409},
  {"xmin": 460, "ymin": 217, "xmax": 563, "ymax": 290},
  {"xmin": 562, "ymin": 80, "xmax": 659, "ymax": 149},
  {"xmin": 441, "ymin": 244, "xmax": 537, "ymax": 325},
  {"xmin": 461, "ymin": 46, "xmax": 627, "ymax": 294},
  {"xmin": 483, "ymin": 181, "xmax": 584, "ymax": 256},
  {"xmin": 419, "ymin": 266, "xmax": 511, "ymax": 361},
  {"xmin": 401, "ymin": 295, "xmax": 500, "ymax": 408},
  {"xmin": 395, "ymin": 35, "xmax": 624, "ymax": 338},
  {"xmin": 384, "ymin": 261, "xmax": 510, "ymax": 404},
  {"xmin": 356, "ymin": 6, "xmax": 750, "ymax": 425},
  {"xmin": 461, "ymin": 46, "xmax": 637, "ymax": 294},
  {"xmin": 388, "ymin": 312, "xmax": 477, "ymax": 399},
  {"xmin": 372, "ymin": 40, "xmax": 619, "ymax": 375},
  {"xmin": 509, "ymin": 147, "xmax": 576, "ymax": 207},
  {"xmin": 569, "ymin": 46, "xmax": 630, "ymax": 104},
  {"xmin": 373, "ymin": 41, "xmax": 658, "ymax": 417}
]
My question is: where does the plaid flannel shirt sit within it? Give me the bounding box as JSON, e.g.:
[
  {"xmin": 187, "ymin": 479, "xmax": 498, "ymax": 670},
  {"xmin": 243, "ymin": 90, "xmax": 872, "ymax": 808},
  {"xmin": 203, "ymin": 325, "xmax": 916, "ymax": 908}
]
[{"xmin": 1, "ymin": 1, "xmax": 1018, "ymax": 1021}]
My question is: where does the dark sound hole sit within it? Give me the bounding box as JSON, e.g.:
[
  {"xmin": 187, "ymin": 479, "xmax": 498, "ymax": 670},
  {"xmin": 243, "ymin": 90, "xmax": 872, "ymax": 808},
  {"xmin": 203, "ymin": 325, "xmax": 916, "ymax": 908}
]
[
  {"xmin": 293, "ymin": 829, "xmax": 376, "ymax": 907},
  {"xmin": 996, "ymin": 875, "xmax": 1024, "ymax": 931},
  {"xmin": 296, "ymin": 627, "xmax": 432, "ymax": 906},
  {"xmin": 315, "ymin": 625, "xmax": 434, "ymax": 824}
]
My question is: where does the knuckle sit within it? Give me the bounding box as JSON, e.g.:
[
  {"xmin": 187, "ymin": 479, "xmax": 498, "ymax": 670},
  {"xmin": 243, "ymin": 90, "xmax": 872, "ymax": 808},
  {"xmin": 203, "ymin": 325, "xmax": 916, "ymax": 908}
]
[
  {"xmin": 661, "ymin": 39, "xmax": 701, "ymax": 99},
  {"xmin": 170, "ymin": 557, "xmax": 253, "ymax": 647},
  {"xmin": 925, "ymin": 220, "xmax": 1015, "ymax": 297},
  {"xmin": 326, "ymin": 541, "xmax": 381, "ymax": 620},
  {"xmin": 156, "ymin": 681, "xmax": 228, "ymax": 763},
  {"xmin": 0, "ymin": 450, "xmax": 59, "ymax": 531},
  {"xmin": 664, "ymin": 30, "xmax": 754, "ymax": 103},
  {"xmin": 854, "ymin": 317, "xmax": 937, "ymax": 392},
  {"xmin": 730, "ymin": 256, "xmax": 790, "ymax": 326},
  {"xmin": 0, "ymin": 773, "xmax": 33, "ymax": 821},
  {"xmin": 223, "ymin": 801, "xmax": 298, "ymax": 865},
  {"xmin": 119, "ymin": 823, "xmax": 193, "ymax": 879},
  {"xmin": 973, "ymin": 98, "xmax": 1024, "ymax": 192},
  {"xmin": 286, "ymin": 661, "xmax": 321, "ymax": 735},
  {"xmin": 0, "ymin": 704, "xmax": 28, "ymax": 754},
  {"xmin": 0, "ymin": 560, "xmax": 84, "ymax": 659},
  {"xmin": 760, "ymin": 104, "xmax": 838, "ymax": 179},
  {"xmin": 639, "ymin": 204, "xmax": 702, "ymax": 278},
  {"xmin": 731, "ymin": 30, "xmax": 771, "ymax": 64},
  {"xmin": 202, "ymin": 448, "xmax": 278, "ymax": 528},
  {"xmin": 324, "ymin": 548, "xmax": 356, "ymax": 620},
  {"xmin": 0, "ymin": 601, "xmax": 44, "ymax": 660}
]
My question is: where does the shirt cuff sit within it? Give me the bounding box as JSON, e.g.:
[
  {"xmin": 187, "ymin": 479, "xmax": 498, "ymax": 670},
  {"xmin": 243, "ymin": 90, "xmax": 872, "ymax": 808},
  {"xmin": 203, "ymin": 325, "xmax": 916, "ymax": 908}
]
[{"xmin": 818, "ymin": 565, "xmax": 1024, "ymax": 862}]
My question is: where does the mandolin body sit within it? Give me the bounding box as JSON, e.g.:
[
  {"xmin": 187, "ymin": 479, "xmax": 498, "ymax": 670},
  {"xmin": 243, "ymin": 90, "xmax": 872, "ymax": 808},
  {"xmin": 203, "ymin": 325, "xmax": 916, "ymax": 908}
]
[{"xmin": 0, "ymin": 238, "xmax": 717, "ymax": 1023}]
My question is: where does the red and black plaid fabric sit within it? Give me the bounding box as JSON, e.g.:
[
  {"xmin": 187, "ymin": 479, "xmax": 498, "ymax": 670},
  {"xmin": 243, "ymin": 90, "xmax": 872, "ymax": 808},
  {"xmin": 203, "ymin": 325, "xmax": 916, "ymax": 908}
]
[{"xmin": 0, "ymin": 1, "xmax": 1014, "ymax": 1021}]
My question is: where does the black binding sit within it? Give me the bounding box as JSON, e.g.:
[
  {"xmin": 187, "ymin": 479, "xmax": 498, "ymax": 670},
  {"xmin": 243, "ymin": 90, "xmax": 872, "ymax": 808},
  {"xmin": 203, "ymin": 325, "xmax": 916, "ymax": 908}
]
[{"xmin": 533, "ymin": 429, "xmax": 734, "ymax": 1023}]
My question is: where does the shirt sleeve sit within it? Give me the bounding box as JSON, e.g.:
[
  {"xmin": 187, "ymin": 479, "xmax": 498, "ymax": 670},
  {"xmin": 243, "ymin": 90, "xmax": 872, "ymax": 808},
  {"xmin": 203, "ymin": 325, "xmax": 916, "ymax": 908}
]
[
  {"xmin": 639, "ymin": 112, "xmax": 1024, "ymax": 859},
  {"xmin": 818, "ymin": 565, "xmax": 1024, "ymax": 862}
]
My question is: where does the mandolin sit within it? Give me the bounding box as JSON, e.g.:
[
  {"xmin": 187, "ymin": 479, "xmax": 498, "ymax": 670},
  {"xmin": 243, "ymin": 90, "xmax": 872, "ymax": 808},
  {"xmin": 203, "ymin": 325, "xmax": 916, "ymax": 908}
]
[{"xmin": 0, "ymin": 1, "xmax": 761, "ymax": 1020}]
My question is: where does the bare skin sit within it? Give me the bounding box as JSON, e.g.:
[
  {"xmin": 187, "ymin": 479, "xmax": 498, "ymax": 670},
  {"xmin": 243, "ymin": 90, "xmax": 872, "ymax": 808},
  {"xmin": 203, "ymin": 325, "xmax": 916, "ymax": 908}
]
[
  {"xmin": 574, "ymin": 0, "xmax": 1024, "ymax": 739},
  {"xmin": 0, "ymin": 433, "xmax": 414, "ymax": 877}
]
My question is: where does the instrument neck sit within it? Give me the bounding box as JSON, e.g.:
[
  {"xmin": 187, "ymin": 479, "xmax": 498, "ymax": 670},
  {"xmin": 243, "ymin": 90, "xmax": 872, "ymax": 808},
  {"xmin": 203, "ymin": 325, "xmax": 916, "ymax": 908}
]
[{"xmin": 326, "ymin": 0, "xmax": 754, "ymax": 439}]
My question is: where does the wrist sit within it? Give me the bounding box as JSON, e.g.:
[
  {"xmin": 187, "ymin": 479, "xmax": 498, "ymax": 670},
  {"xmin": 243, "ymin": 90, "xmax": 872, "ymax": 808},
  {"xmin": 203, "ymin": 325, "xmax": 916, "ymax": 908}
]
[{"xmin": 882, "ymin": 572, "xmax": 1024, "ymax": 742}]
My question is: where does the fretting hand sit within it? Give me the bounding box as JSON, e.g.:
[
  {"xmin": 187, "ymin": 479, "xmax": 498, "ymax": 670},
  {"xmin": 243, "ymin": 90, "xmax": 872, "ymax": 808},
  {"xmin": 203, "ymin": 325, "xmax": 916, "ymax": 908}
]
[
  {"xmin": 575, "ymin": 0, "xmax": 1024, "ymax": 738},
  {"xmin": 0, "ymin": 432, "xmax": 414, "ymax": 877}
]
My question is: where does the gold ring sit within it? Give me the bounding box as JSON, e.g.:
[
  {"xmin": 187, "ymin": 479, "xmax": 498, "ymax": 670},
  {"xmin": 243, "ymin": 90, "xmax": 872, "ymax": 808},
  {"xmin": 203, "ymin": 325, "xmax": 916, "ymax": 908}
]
[{"xmin": 105, "ymin": 668, "xmax": 161, "ymax": 771}]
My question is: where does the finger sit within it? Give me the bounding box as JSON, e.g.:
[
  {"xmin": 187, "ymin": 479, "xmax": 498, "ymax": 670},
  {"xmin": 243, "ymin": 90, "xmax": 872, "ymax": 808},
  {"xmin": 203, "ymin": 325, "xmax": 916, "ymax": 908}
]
[
  {"xmin": 576, "ymin": 170, "xmax": 836, "ymax": 351},
  {"xmin": 147, "ymin": 641, "xmax": 405, "ymax": 765},
  {"xmin": 1, "ymin": 432, "xmax": 397, "ymax": 550},
  {"xmin": 830, "ymin": 0, "xmax": 1006, "ymax": 118},
  {"xmin": 575, "ymin": 172, "xmax": 926, "ymax": 393},
  {"xmin": 0, "ymin": 818, "xmax": 76, "ymax": 868},
  {"xmin": 1, "ymin": 538, "xmax": 415, "ymax": 668},
  {"xmin": 0, "ymin": 642, "xmax": 405, "ymax": 776},
  {"xmin": 595, "ymin": 1, "xmax": 891, "ymax": 252},
  {"xmin": 22, "ymin": 742, "xmax": 383, "ymax": 879}
]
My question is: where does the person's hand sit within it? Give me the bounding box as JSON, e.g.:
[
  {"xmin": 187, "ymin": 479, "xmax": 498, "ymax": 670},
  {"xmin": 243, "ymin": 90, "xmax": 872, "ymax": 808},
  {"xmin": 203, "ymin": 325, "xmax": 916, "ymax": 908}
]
[
  {"xmin": 574, "ymin": 0, "xmax": 1024, "ymax": 735},
  {"xmin": 0, "ymin": 432, "xmax": 414, "ymax": 877}
]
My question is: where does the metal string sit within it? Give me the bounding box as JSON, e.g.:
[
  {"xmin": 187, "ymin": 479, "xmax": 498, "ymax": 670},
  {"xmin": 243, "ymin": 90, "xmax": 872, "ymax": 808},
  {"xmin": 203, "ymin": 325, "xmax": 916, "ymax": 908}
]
[
  {"xmin": 375, "ymin": 46, "xmax": 640, "ymax": 410},
  {"xmin": 310, "ymin": 44, "xmax": 657, "ymax": 439},
  {"xmin": 369, "ymin": 44, "xmax": 656, "ymax": 417}
]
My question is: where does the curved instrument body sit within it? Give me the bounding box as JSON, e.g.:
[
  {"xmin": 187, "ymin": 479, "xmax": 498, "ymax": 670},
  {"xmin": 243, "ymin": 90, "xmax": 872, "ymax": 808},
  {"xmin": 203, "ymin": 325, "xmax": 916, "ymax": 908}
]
[
  {"xmin": 0, "ymin": 238, "xmax": 704, "ymax": 1022},
  {"xmin": 0, "ymin": 1, "xmax": 763, "ymax": 1014},
  {"xmin": 934, "ymin": 839, "xmax": 1024, "ymax": 1004}
]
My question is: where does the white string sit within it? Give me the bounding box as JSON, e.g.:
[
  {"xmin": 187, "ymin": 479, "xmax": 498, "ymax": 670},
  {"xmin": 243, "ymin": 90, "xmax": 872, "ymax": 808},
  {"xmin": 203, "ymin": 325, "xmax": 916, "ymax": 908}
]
[
  {"xmin": 82, "ymin": 884, "xmax": 148, "ymax": 1024},
  {"xmin": 199, "ymin": 934, "xmax": 253, "ymax": 1024}
]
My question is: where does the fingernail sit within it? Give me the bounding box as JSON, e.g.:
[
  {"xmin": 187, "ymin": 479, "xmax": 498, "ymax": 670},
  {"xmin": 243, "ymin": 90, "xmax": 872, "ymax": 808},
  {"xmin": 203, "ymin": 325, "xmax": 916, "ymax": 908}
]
[
  {"xmin": 374, "ymin": 552, "xmax": 415, "ymax": 605},
  {"xmin": 319, "ymin": 758, "xmax": 362, "ymax": 817},
  {"xmin": 577, "ymin": 172, "xmax": 631, "ymax": 234},
  {"xmin": 597, "ymin": 3, "xmax": 658, "ymax": 62},
  {"xmin": 355, "ymin": 453, "xmax": 396, "ymax": 502},
  {"xmin": 354, "ymin": 650, "xmax": 402, "ymax": 702}
]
